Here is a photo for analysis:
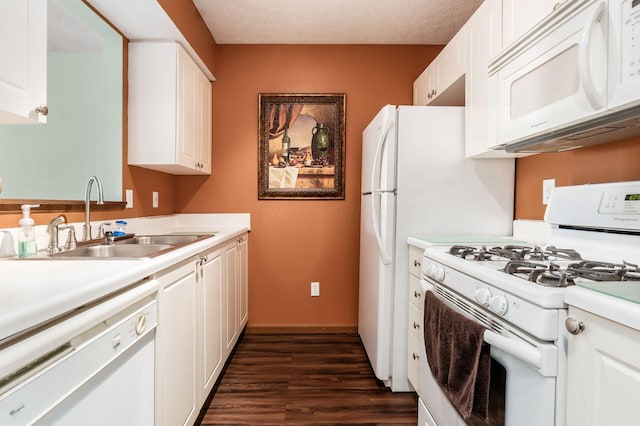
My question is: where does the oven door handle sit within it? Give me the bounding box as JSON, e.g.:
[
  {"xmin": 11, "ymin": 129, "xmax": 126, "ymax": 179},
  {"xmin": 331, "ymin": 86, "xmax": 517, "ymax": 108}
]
[{"xmin": 483, "ymin": 330, "xmax": 541, "ymax": 369}]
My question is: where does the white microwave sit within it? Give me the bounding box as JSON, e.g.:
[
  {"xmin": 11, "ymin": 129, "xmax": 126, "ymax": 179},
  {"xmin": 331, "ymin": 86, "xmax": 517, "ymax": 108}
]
[{"xmin": 490, "ymin": 0, "xmax": 640, "ymax": 153}]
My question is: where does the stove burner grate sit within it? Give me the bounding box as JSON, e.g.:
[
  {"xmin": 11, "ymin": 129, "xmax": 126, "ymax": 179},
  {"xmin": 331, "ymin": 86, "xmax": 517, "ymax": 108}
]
[{"xmin": 502, "ymin": 261, "xmax": 575, "ymax": 287}]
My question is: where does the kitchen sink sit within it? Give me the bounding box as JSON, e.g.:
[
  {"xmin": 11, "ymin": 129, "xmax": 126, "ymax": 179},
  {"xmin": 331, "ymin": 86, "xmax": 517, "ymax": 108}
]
[
  {"xmin": 50, "ymin": 243, "xmax": 174, "ymax": 259},
  {"xmin": 46, "ymin": 233, "xmax": 216, "ymax": 259},
  {"xmin": 121, "ymin": 234, "xmax": 206, "ymax": 246}
]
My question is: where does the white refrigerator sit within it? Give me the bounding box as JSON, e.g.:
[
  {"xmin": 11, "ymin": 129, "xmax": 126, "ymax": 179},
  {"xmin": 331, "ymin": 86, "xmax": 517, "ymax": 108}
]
[{"xmin": 358, "ymin": 105, "xmax": 515, "ymax": 392}]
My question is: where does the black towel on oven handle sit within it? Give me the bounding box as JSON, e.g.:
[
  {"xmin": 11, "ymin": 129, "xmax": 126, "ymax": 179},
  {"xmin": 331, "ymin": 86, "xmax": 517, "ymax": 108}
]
[{"xmin": 423, "ymin": 291, "xmax": 491, "ymax": 423}]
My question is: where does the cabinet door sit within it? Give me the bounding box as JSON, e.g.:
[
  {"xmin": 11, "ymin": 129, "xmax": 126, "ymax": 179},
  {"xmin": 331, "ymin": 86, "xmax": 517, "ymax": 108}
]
[
  {"xmin": 237, "ymin": 236, "xmax": 248, "ymax": 329},
  {"xmin": 159, "ymin": 265, "xmax": 199, "ymax": 426},
  {"xmin": 413, "ymin": 64, "xmax": 434, "ymax": 106},
  {"xmin": 502, "ymin": 0, "xmax": 558, "ymax": 49},
  {"xmin": 465, "ymin": 0, "xmax": 521, "ymax": 158},
  {"xmin": 177, "ymin": 46, "xmax": 199, "ymax": 171},
  {"xmin": 223, "ymin": 242, "xmax": 238, "ymax": 357},
  {"xmin": 129, "ymin": 42, "xmax": 212, "ymax": 175},
  {"xmin": 566, "ymin": 307, "xmax": 640, "ymax": 426},
  {"xmin": 200, "ymin": 249, "xmax": 223, "ymax": 400},
  {"xmin": 197, "ymin": 71, "xmax": 212, "ymax": 174},
  {"xmin": 0, "ymin": 0, "xmax": 47, "ymax": 124},
  {"xmin": 433, "ymin": 26, "xmax": 466, "ymax": 102},
  {"xmin": 414, "ymin": 25, "xmax": 466, "ymax": 107}
]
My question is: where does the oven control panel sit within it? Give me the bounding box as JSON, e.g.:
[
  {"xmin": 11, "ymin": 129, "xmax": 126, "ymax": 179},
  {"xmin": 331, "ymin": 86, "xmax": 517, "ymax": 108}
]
[{"xmin": 599, "ymin": 189, "xmax": 640, "ymax": 214}]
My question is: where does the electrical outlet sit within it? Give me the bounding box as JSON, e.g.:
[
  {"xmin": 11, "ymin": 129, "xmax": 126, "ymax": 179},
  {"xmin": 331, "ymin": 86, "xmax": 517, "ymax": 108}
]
[
  {"xmin": 311, "ymin": 282, "xmax": 320, "ymax": 297},
  {"xmin": 152, "ymin": 191, "xmax": 159, "ymax": 208},
  {"xmin": 542, "ymin": 179, "xmax": 555, "ymax": 205},
  {"xmin": 125, "ymin": 189, "xmax": 134, "ymax": 208}
]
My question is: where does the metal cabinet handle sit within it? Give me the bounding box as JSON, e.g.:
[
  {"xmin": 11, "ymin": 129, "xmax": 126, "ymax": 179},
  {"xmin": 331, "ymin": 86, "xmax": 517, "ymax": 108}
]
[
  {"xmin": 413, "ymin": 259, "xmax": 420, "ymax": 267},
  {"xmin": 413, "ymin": 322, "xmax": 420, "ymax": 329},
  {"xmin": 565, "ymin": 317, "xmax": 585, "ymax": 335},
  {"xmin": 414, "ymin": 291, "xmax": 421, "ymax": 298},
  {"xmin": 412, "ymin": 353, "xmax": 419, "ymax": 360},
  {"xmin": 35, "ymin": 105, "xmax": 48, "ymax": 116}
]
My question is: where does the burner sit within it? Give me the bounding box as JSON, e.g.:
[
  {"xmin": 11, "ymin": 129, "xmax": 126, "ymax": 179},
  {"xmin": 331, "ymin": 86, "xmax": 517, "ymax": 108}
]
[
  {"xmin": 567, "ymin": 261, "xmax": 628, "ymax": 281},
  {"xmin": 488, "ymin": 245, "xmax": 531, "ymax": 260},
  {"xmin": 545, "ymin": 246, "xmax": 582, "ymax": 261},
  {"xmin": 448, "ymin": 245, "xmax": 494, "ymax": 261},
  {"xmin": 502, "ymin": 261, "xmax": 575, "ymax": 287},
  {"xmin": 532, "ymin": 263, "xmax": 575, "ymax": 287}
]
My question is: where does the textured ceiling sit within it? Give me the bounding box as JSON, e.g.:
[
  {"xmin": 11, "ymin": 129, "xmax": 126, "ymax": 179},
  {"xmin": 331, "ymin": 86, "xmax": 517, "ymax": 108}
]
[{"xmin": 192, "ymin": 0, "xmax": 483, "ymax": 45}]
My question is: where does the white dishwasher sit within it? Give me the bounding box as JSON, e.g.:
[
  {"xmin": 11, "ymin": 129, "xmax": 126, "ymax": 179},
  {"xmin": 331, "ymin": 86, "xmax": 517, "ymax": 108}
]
[{"xmin": 0, "ymin": 279, "xmax": 159, "ymax": 425}]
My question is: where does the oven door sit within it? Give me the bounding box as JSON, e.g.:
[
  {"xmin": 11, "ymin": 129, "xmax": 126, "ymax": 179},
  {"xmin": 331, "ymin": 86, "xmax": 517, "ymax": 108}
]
[{"xmin": 418, "ymin": 280, "xmax": 558, "ymax": 426}]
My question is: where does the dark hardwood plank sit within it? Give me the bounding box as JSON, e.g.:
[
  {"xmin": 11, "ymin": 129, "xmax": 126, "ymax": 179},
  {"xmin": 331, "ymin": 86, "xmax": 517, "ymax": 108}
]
[{"xmin": 198, "ymin": 333, "xmax": 418, "ymax": 425}]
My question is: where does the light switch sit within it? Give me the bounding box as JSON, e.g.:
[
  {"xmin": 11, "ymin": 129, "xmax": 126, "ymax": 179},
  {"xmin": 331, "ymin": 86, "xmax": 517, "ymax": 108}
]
[{"xmin": 152, "ymin": 191, "xmax": 159, "ymax": 208}]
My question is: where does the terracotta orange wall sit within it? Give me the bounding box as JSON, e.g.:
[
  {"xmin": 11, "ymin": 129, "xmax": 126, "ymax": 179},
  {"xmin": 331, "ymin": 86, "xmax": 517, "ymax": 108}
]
[
  {"xmin": 515, "ymin": 136, "xmax": 640, "ymax": 219},
  {"xmin": 174, "ymin": 44, "xmax": 441, "ymax": 328}
]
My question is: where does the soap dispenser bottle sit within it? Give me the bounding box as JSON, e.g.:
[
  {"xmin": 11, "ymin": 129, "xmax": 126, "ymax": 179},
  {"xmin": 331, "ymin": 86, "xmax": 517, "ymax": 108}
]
[{"xmin": 18, "ymin": 204, "xmax": 40, "ymax": 258}]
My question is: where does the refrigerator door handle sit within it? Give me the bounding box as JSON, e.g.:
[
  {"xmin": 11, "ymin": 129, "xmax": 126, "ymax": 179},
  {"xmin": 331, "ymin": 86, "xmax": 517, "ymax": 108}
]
[{"xmin": 370, "ymin": 116, "xmax": 395, "ymax": 265}]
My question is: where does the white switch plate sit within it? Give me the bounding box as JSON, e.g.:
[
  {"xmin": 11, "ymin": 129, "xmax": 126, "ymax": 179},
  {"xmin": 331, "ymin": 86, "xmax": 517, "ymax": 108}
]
[
  {"xmin": 542, "ymin": 179, "xmax": 555, "ymax": 205},
  {"xmin": 152, "ymin": 191, "xmax": 159, "ymax": 208},
  {"xmin": 311, "ymin": 282, "xmax": 320, "ymax": 297},
  {"xmin": 125, "ymin": 189, "xmax": 133, "ymax": 208}
]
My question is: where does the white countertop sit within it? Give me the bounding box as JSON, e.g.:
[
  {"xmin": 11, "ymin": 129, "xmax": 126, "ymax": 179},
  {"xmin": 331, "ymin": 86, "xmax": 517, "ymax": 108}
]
[
  {"xmin": 0, "ymin": 214, "xmax": 249, "ymax": 343},
  {"xmin": 565, "ymin": 285, "xmax": 640, "ymax": 332}
]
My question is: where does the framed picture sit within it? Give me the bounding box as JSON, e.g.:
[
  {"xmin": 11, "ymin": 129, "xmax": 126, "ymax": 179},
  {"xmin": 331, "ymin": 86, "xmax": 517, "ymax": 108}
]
[{"xmin": 258, "ymin": 93, "xmax": 346, "ymax": 199}]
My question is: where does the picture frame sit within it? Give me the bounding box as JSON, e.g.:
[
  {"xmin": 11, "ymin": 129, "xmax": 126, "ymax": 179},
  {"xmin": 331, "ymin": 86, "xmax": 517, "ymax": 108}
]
[{"xmin": 258, "ymin": 93, "xmax": 346, "ymax": 199}]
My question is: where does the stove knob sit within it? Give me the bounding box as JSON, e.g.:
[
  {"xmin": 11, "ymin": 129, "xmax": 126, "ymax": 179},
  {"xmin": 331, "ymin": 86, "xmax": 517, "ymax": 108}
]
[
  {"xmin": 475, "ymin": 287, "xmax": 492, "ymax": 307},
  {"xmin": 433, "ymin": 265, "xmax": 445, "ymax": 281},
  {"xmin": 489, "ymin": 295, "xmax": 508, "ymax": 316},
  {"xmin": 424, "ymin": 264, "xmax": 435, "ymax": 278}
]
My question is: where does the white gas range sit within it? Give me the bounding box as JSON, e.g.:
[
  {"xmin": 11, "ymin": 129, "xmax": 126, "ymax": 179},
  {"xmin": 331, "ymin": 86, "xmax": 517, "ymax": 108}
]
[{"xmin": 417, "ymin": 181, "xmax": 640, "ymax": 426}]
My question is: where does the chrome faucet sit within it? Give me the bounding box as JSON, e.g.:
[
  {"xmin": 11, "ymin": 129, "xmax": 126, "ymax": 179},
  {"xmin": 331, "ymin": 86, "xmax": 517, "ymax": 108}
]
[
  {"xmin": 82, "ymin": 176, "xmax": 105, "ymax": 241},
  {"xmin": 47, "ymin": 214, "xmax": 67, "ymax": 254}
]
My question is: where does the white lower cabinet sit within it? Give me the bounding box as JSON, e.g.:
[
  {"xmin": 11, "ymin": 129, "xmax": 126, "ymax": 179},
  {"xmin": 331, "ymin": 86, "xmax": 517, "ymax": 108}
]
[
  {"xmin": 566, "ymin": 306, "xmax": 640, "ymax": 426},
  {"xmin": 156, "ymin": 261, "xmax": 199, "ymax": 426},
  {"xmin": 199, "ymin": 247, "xmax": 224, "ymax": 402},
  {"xmin": 156, "ymin": 233, "xmax": 249, "ymax": 425},
  {"xmin": 223, "ymin": 234, "xmax": 249, "ymax": 358},
  {"xmin": 407, "ymin": 244, "xmax": 424, "ymax": 391},
  {"xmin": 223, "ymin": 241, "xmax": 238, "ymax": 358}
]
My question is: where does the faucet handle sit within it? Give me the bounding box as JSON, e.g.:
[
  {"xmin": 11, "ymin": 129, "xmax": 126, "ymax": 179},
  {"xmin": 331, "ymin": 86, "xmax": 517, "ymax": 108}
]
[
  {"xmin": 104, "ymin": 231, "xmax": 115, "ymax": 245},
  {"xmin": 58, "ymin": 225, "xmax": 77, "ymax": 251},
  {"xmin": 98, "ymin": 222, "xmax": 112, "ymax": 239}
]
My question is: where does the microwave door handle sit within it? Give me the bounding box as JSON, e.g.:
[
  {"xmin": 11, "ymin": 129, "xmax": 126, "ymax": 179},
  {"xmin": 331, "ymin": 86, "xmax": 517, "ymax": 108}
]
[
  {"xmin": 370, "ymin": 116, "xmax": 395, "ymax": 265},
  {"xmin": 578, "ymin": 1, "xmax": 606, "ymax": 110}
]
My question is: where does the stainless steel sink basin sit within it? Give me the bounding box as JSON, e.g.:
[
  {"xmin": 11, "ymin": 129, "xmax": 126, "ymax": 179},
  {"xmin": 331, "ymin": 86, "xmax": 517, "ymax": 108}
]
[
  {"xmin": 44, "ymin": 233, "xmax": 216, "ymax": 259},
  {"xmin": 50, "ymin": 243, "xmax": 174, "ymax": 259},
  {"xmin": 121, "ymin": 234, "xmax": 206, "ymax": 246}
]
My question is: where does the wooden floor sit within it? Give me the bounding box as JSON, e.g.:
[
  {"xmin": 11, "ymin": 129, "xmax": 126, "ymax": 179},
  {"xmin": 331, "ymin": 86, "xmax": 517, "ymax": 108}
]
[{"xmin": 197, "ymin": 333, "xmax": 418, "ymax": 425}]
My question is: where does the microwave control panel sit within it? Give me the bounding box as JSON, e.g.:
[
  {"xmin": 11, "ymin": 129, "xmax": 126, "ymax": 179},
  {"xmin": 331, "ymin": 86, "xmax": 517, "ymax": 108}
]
[{"xmin": 622, "ymin": 0, "xmax": 640, "ymax": 83}]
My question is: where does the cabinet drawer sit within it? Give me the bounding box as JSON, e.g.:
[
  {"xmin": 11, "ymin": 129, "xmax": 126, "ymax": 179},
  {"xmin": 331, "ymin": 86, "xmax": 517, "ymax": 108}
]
[
  {"xmin": 409, "ymin": 245, "xmax": 423, "ymax": 277},
  {"xmin": 409, "ymin": 274, "xmax": 423, "ymax": 310},
  {"xmin": 409, "ymin": 302, "xmax": 422, "ymax": 339},
  {"xmin": 407, "ymin": 332, "xmax": 420, "ymax": 391}
]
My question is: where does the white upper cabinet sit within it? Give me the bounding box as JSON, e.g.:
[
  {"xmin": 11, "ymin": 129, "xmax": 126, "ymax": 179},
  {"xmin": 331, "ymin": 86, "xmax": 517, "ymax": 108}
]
[
  {"xmin": 0, "ymin": 0, "xmax": 47, "ymax": 124},
  {"xmin": 502, "ymin": 0, "xmax": 559, "ymax": 49},
  {"xmin": 413, "ymin": 26, "xmax": 466, "ymax": 106},
  {"xmin": 465, "ymin": 0, "xmax": 510, "ymax": 158},
  {"xmin": 464, "ymin": 0, "xmax": 535, "ymax": 158},
  {"xmin": 129, "ymin": 42, "xmax": 212, "ymax": 175}
]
